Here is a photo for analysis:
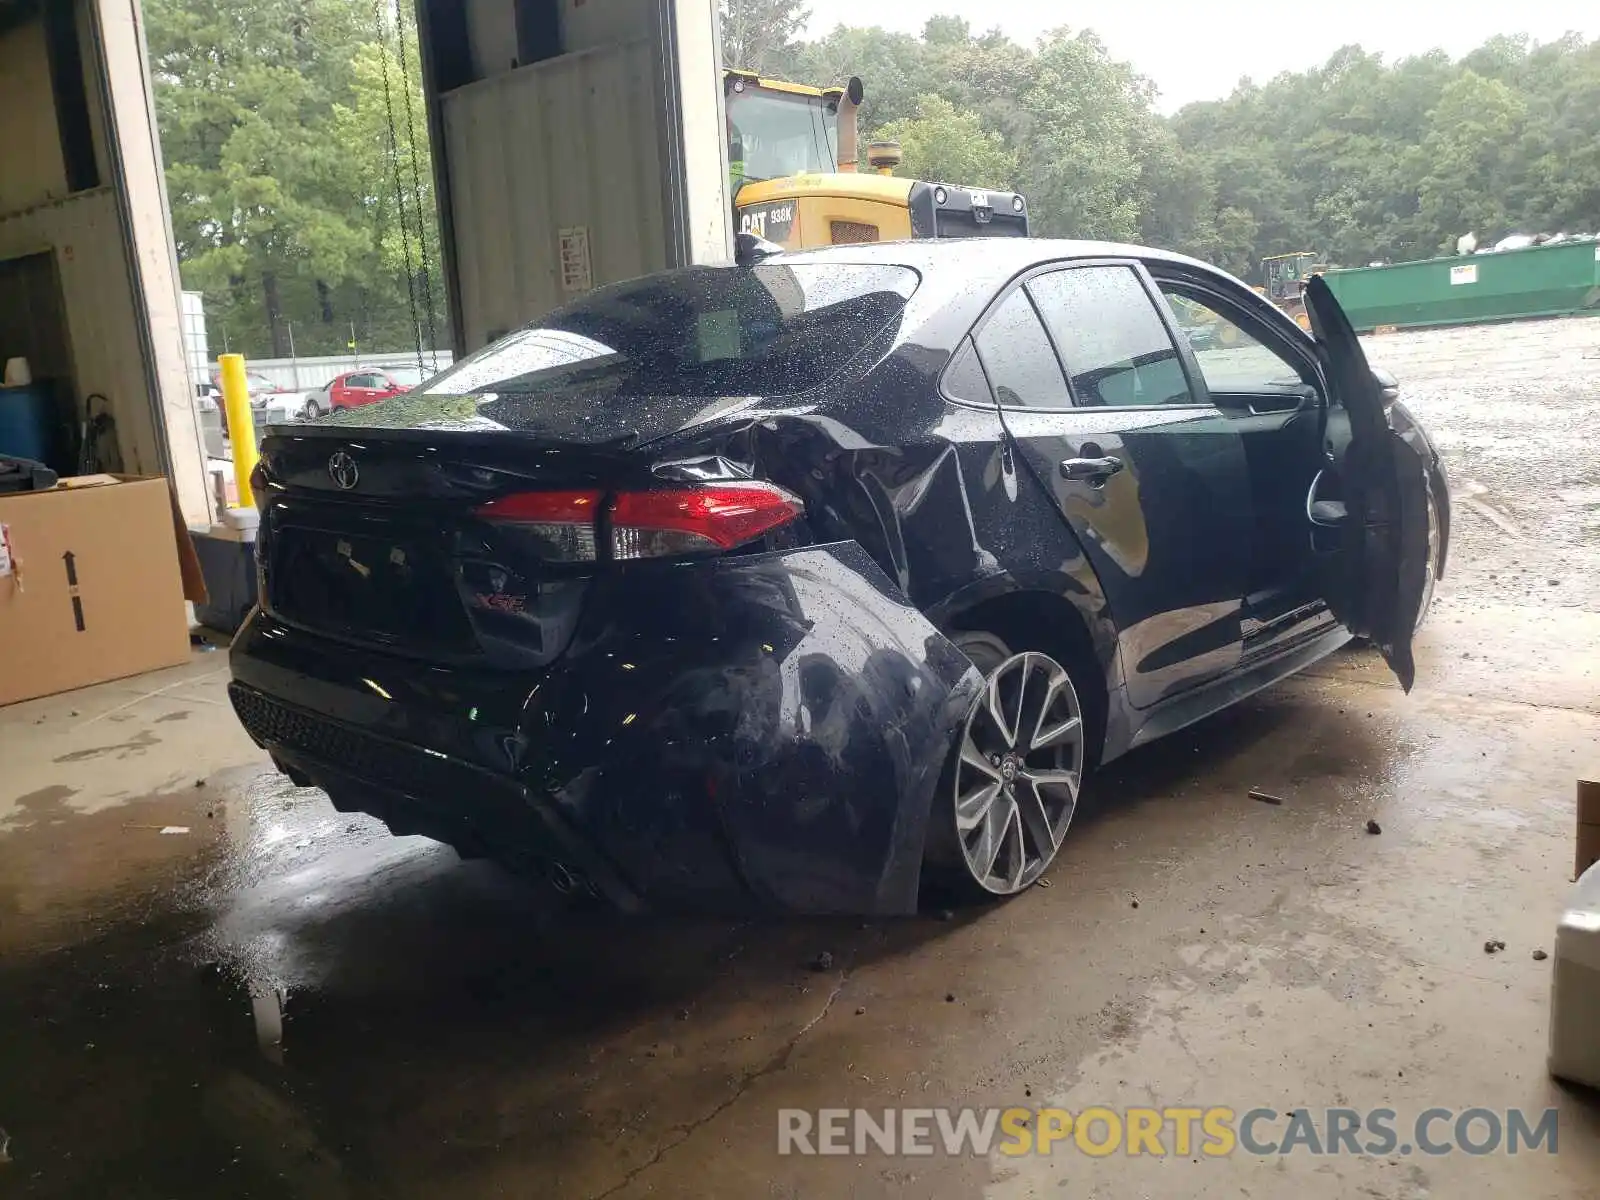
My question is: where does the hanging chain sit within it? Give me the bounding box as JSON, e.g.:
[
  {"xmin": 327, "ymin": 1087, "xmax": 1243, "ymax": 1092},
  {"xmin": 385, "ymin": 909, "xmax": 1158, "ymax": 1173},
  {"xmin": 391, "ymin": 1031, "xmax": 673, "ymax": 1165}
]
[
  {"xmin": 392, "ymin": 3, "xmax": 440, "ymax": 372},
  {"xmin": 372, "ymin": 0, "xmax": 424, "ymax": 375}
]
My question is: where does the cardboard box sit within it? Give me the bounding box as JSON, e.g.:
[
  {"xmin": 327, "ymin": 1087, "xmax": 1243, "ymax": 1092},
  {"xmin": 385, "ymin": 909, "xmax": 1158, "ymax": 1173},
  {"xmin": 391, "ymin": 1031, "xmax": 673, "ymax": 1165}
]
[{"xmin": 0, "ymin": 475, "xmax": 204, "ymax": 706}]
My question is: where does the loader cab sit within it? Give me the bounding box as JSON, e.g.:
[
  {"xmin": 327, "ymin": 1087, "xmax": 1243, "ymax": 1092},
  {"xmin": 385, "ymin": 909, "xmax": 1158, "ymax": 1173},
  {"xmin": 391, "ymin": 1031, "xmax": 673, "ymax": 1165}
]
[
  {"xmin": 725, "ymin": 70, "xmax": 1029, "ymax": 251},
  {"xmin": 1261, "ymin": 252, "xmax": 1325, "ymax": 331},
  {"xmin": 1263, "ymin": 252, "xmax": 1323, "ymax": 303},
  {"xmin": 724, "ymin": 72, "xmax": 841, "ymax": 189}
]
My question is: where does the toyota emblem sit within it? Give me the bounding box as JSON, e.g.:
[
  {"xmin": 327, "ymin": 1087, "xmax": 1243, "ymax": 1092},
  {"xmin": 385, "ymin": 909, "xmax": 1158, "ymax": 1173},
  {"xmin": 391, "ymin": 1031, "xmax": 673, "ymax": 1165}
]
[{"xmin": 327, "ymin": 450, "xmax": 359, "ymax": 490}]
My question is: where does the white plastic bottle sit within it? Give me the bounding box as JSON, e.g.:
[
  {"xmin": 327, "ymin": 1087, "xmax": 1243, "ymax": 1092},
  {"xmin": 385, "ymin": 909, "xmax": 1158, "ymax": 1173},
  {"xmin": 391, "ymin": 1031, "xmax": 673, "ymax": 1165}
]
[{"xmin": 1549, "ymin": 859, "xmax": 1600, "ymax": 1088}]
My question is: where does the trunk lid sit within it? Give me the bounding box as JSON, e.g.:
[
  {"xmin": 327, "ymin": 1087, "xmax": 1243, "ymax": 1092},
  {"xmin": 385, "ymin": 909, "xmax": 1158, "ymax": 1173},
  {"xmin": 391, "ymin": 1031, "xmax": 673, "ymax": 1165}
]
[
  {"xmin": 256, "ymin": 427, "xmax": 652, "ymax": 668},
  {"xmin": 281, "ymin": 387, "xmax": 764, "ymax": 459},
  {"xmin": 254, "ymin": 422, "xmax": 800, "ymax": 670},
  {"xmin": 261, "ymin": 423, "xmax": 656, "ymax": 501}
]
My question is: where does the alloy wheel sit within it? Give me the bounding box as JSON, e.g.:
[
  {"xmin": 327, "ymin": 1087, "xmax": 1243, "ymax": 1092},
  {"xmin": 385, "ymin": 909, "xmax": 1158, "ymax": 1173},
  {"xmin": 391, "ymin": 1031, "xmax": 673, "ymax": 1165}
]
[{"xmin": 951, "ymin": 651, "xmax": 1084, "ymax": 895}]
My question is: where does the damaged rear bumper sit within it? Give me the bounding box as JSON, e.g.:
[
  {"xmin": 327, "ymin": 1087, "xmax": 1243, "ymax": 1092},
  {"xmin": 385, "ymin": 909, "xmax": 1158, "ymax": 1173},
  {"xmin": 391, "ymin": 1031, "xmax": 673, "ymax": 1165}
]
[{"xmin": 229, "ymin": 542, "xmax": 980, "ymax": 914}]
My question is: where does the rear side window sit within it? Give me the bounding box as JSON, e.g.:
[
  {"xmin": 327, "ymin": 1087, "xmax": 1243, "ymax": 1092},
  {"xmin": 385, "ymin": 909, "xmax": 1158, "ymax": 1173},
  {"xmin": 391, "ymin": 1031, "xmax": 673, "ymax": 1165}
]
[
  {"xmin": 942, "ymin": 339, "xmax": 991, "ymax": 405},
  {"xmin": 974, "ymin": 290, "xmax": 1069, "ymax": 408},
  {"xmin": 422, "ymin": 264, "xmax": 918, "ymax": 401},
  {"xmin": 1027, "ymin": 266, "xmax": 1196, "ymax": 407}
]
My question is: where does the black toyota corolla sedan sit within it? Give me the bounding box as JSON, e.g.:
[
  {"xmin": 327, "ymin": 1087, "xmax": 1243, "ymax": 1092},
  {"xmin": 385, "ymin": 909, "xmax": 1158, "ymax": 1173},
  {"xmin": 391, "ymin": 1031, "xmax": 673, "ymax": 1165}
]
[{"xmin": 230, "ymin": 239, "xmax": 1448, "ymax": 913}]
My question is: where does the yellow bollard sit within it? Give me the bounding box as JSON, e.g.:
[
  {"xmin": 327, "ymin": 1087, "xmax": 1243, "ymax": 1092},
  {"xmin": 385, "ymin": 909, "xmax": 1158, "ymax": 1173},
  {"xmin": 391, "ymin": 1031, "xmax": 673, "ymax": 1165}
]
[{"xmin": 217, "ymin": 353, "xmax": 259, "ymax": 509}]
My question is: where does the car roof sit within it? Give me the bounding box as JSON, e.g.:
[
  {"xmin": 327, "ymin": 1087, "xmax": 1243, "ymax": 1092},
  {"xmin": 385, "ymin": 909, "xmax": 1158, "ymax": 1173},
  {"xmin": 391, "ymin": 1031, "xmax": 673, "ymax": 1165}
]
[
  {"xmin": 772, "ymin": 238, "xmax": 1236, "ymax": 342},
  {"xmin": 765, "ymin": 238, "xmax": 1242, "ymax": 356},
  {"xmin": 774, "ymin": 237, "xmax": 1219, "ymax": 280}
]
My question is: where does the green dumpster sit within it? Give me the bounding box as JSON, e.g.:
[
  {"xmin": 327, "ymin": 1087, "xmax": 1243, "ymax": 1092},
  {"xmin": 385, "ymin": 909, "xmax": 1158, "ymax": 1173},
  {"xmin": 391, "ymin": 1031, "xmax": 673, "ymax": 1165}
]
[{"xmin": 1322, "ymin": 239, "xmax": 1600, "ymax": 333}]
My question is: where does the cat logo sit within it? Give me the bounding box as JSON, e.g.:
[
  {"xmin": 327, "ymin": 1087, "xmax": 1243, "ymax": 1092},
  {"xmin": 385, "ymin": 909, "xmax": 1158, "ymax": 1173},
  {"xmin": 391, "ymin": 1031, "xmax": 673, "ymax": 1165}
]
[{"xmin": 738, "ymin": 202, "xmax": 795, "ymax": 244}]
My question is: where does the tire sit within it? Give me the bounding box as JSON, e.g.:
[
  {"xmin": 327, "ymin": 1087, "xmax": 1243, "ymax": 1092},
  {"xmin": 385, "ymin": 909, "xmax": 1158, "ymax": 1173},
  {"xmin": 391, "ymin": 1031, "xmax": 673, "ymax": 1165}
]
[
  {"xmin": 1414, "ymin": 486, "xmax": 1441, "ymax": 632},
  {"xmin": 926, "ymin": 630, "xmax": 1090, "ymax": 900},
  {"xmin": 302, "ymin": 397, "xmax": 323, "ymax": 419},
  {"xmin": 1352, "ymin": 484, "xmax": 1440, "ymax": 645}
]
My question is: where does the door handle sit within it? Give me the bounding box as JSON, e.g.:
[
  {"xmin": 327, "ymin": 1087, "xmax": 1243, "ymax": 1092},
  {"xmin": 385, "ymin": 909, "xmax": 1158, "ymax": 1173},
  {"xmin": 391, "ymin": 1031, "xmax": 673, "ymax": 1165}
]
[{"xmin": 1059, "ymin": 456, "xmax": 1125, "ymax": 482}]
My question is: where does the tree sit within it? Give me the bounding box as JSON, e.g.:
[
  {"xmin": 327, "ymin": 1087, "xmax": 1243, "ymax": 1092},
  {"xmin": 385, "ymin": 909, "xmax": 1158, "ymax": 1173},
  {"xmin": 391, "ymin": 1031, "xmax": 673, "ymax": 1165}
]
[
  {"xmin": 1511, "ymin": 37, "xmax": 1600, "ymax": 233},
  {"xmin": 147, "ymin": 0, "xmax": 443, "ymax": 358},
  {"xmin": 873, "ymin": 95, "xmax": 1016, "ymax": 189},
  {"xmin": 1165, "ymin": 36, "xmax": 1600, "ymax": 275},
  {"xmin": 1412, "ymin": 72, "xmax": 1528, "ymax": 250},
  {"xmin": 720, "ymin": 0, "xmax": 810, "ymax": 77},
  {"xmin": 792, "ymin": 25, "xmax": 928, "ymax": 129},
  {"xmin": 148, "ymin": 0, "xmax": 364, "ymax": 355},
  {"xmin": 328, "ymin": 37, "xmax": 445, "ymax": 355},
  {"xmin": 1014, "ymin": 29, "xmax": 1161, "ymax": 240}
]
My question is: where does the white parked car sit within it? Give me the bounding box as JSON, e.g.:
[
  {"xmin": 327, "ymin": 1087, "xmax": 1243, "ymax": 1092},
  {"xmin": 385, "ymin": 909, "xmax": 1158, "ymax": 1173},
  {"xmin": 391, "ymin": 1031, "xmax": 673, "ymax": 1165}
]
[{"xmin": 262, "ymin": 392, "xmax": 308, "ymax": 426}]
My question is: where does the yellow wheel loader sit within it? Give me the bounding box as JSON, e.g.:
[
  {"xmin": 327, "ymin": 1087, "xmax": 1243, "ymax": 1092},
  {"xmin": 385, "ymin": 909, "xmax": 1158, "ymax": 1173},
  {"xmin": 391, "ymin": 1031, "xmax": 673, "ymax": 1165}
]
[
  {"xmin": 1260, "ymin": 252, "xmax": 1326, "ymax": 331},
  {"xmin": 724, "ymin": 69, "xmax": 1028, "ymax": 250}
]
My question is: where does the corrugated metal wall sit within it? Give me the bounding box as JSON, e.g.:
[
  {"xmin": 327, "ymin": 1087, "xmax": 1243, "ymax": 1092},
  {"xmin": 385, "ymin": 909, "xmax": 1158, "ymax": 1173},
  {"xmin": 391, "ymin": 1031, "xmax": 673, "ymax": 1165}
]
[
  {"xmin": 463, "ymin": 0, "xmax": 518, "ymax": 81},
  {"xmin": 441, "ymin": 39, "xmax": 669, "ymax": 351},
  {"xmin": 561, "ymin": 0, "xmax": 654, "ymax": 55},
  {"xmin": 0, "ymin": 189, "xmax": 160, "ymax": 475},
  {"xmin": 0, "ymin": 20, "xmax": 69, "ymax": 215}
]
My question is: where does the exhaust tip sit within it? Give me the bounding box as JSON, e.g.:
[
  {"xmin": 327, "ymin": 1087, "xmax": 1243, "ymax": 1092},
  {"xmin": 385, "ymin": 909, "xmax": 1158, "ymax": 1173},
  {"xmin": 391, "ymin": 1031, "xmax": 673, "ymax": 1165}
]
[{"xmin": 836, "ymin": 76, "xmax": 863, "ymax": 173}]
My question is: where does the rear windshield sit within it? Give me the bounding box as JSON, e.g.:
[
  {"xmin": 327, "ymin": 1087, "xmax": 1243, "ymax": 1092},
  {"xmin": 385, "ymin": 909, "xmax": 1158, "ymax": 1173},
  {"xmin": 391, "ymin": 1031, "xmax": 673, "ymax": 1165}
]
[{"xmin": 421, "ymin": 263, "xmax": 918, "ymax": 401}]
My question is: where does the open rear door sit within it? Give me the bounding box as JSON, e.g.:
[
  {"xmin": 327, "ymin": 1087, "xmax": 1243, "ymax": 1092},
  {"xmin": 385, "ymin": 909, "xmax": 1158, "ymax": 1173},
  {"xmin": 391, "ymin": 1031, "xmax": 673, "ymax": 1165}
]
[{"xmin": 1304, "ymin": 276, "xmax": 1432, "ymax": 692}]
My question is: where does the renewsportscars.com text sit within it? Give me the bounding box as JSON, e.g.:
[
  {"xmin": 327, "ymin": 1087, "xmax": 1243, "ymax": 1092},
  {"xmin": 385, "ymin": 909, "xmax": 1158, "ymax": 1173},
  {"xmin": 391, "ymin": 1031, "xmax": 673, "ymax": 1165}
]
[{"xmin": 777, "ymin": 1106, "xmax": 1560, "ymax": 1158}]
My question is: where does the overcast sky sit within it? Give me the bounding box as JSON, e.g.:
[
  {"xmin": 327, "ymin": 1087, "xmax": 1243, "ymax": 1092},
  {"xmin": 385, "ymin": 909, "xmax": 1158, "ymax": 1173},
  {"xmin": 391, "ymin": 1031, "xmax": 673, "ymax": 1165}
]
[{"xmin": 801, "ymin": 0, "xmax": 1600, "ymax": 110}]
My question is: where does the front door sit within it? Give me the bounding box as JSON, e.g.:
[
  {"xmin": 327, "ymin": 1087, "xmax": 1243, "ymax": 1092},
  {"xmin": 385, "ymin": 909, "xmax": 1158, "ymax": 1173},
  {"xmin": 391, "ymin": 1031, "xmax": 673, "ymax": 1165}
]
[
  {"xmin": 1149, "ymin": 272, "xmax": 1330, "ymax": 623},
  {"xmin": 1303, "ymin": 275, "xmax": 1432, "ymax": 691},
  {"xmin": 973, "ymin": 262, "xmax": 1254, "ymax": 709}
]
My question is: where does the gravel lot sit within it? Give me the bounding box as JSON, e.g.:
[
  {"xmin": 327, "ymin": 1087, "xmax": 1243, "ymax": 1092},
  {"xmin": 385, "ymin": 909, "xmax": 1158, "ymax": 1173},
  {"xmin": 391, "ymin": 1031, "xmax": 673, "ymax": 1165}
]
[{"xmin": 1364, "ymin": 315, "xmax": 1600, "ymax": 613}]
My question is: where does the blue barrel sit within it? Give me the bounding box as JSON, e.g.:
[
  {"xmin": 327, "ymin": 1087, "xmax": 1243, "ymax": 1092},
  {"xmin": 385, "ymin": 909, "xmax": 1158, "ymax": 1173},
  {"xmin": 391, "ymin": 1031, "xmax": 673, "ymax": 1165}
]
[{"xmin": 0, "ymin": 383, "xmax": 59, "ymax": 465}]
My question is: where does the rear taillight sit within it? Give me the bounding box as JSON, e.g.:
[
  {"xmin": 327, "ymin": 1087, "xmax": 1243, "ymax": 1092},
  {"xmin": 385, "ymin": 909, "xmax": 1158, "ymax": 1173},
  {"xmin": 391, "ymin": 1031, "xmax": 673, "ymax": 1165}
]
[
  {"xmin": 475, "ymin": 482, "xmax": 802, "ymax": 562},
  {"xmin": 474, "ymin": 489, "xmax": 603, "ymax": 562},
  {"xmin": 611, "ymin": 485, "xmax": 803, "ymax": 557}
]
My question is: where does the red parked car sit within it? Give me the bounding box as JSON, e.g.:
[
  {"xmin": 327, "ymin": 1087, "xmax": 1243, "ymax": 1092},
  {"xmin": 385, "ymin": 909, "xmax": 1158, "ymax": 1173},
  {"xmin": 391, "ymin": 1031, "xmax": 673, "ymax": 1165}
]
[{"xmin": 302, "ymin": 368, "xmax": 414, "ymax": 417}]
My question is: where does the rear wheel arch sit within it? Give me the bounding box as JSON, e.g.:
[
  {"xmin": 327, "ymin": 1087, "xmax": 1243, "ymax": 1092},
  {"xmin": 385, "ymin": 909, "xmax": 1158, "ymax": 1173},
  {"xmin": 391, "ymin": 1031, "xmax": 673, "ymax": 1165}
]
[{"xmin": 941, "ymin": 589, "xmax": 1109, "ymax": 770}]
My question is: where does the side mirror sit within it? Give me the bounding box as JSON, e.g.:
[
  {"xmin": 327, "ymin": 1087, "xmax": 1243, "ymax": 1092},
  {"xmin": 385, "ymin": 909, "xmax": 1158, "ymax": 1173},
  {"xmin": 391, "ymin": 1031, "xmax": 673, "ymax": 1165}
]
[
  {"xmin": 735, "ymin": 230, "xmax": 784, "ymax": 265},
  {"xmin": 1372, "ymin": 366, "xmax": 1400, "ymax": 409}
]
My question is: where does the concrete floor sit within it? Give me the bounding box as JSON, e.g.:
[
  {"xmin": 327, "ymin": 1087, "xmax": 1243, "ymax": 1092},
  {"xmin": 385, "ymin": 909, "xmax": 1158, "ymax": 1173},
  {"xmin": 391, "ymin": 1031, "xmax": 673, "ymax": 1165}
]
[{"xmin": 2, "ymin": 317, "xmax": 1599, "ymax": 1198}]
